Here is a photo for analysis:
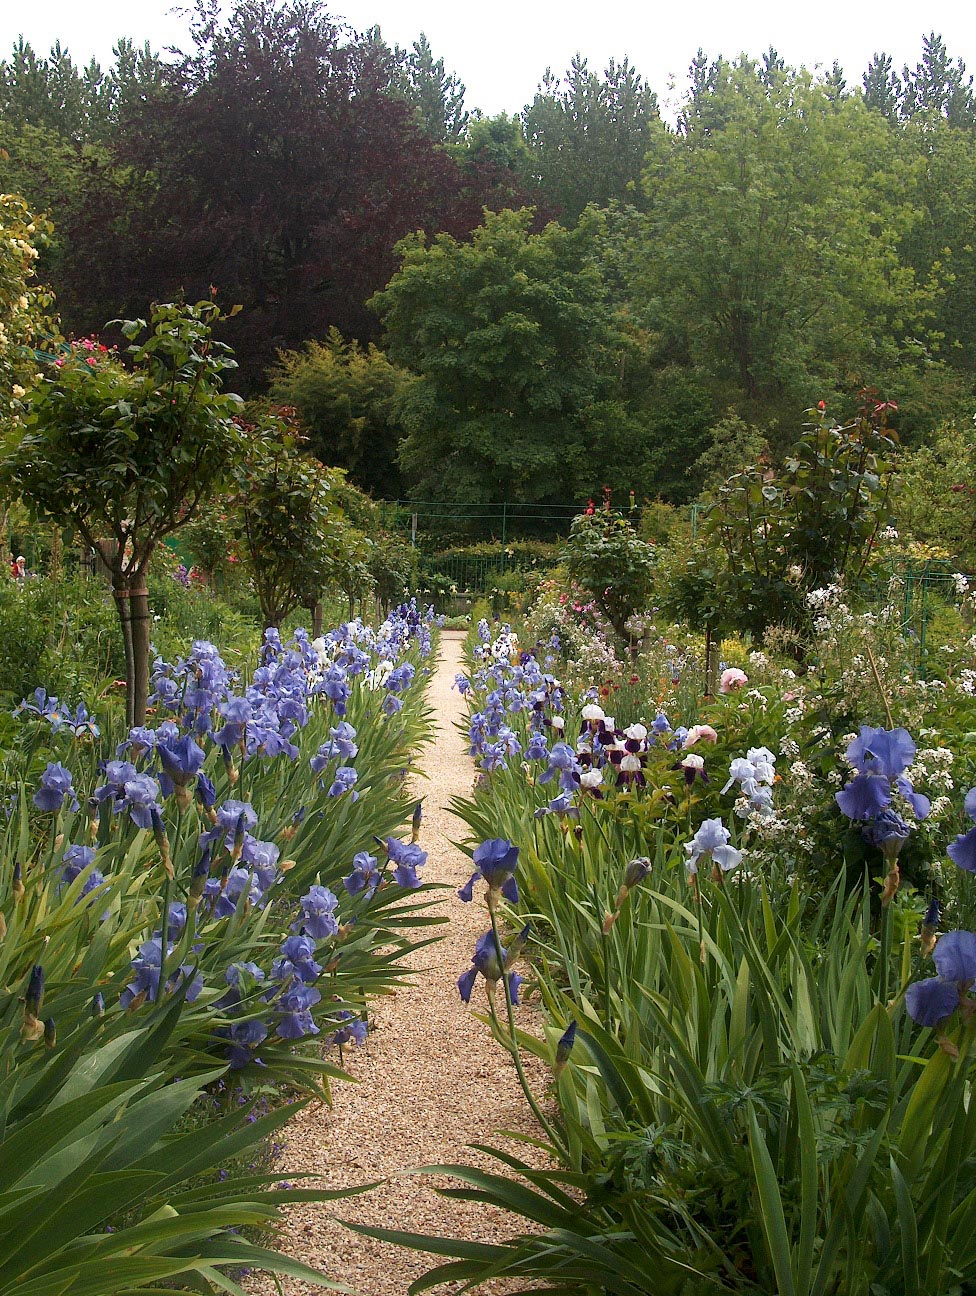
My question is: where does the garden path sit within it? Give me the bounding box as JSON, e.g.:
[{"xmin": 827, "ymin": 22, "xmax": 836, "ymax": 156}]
[{"xmin": 250, "ymin": 630, "xmax": 549, "ymax": 1296}]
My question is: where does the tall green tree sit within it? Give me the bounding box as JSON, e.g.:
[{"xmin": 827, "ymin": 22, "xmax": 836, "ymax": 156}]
[
  {"xmin": 901, "ymin": 32, "xmax": 976, "ymax": 128},
  {"xmin": 370, "ymin": 207, "xmax": 643, "ymax": 505},
  {"xmin": 637, "ymin": 59, "xmax": 929, "ymax": 431},
  {"xmin": 391, "ymin": 31, "xmax": 468, "ymax": 143},
  {"xmin": 522, "ymin": 54, "xmax": 659, "ymax": 222}
]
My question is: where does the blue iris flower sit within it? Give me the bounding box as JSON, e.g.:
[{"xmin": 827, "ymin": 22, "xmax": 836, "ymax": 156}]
[
  {"xmin": 292, "ymin": 885, "xmax": 340, "ymax": 939},
  {"xmin": 905, "ymin": 928, "xmax": 976, "ymax": 1027},
  {"xmin": 386, "ymin": 838, "xmax": 427, "ymax": 888},
  {"xmin": 457, "ymin": 926, "xmax": 529, "ymax": 1004},
  {"xmin": 458, "ymin": 838, "xmax": 519, "ymax": 904},
  {"xmin": 948, "ymin": 787, "xmax": 976, "ymax": 873},
  {"xmin": 835, "ymin": 726, "xmax": 930, "ymax": 822},
  {"xmin": 33, "ymin": 762, "xmax": 79, "ymax": 814},
  {"xmin": 344, "ymin": 850, "xmax": 381, "ymax": 898}
]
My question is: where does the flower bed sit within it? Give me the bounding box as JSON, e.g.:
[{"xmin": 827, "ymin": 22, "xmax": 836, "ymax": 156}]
[
  {"xmin": 0, "ymin": 601, "xmax": 439, "ymax": 1293},
  {"xmin": 393, "ymin": 615, "xmax": 976, "ymax": 1294}
]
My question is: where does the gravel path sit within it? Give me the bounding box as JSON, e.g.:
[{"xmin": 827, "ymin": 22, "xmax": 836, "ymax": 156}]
[{"xmin": 252, "ymin": 631, "xmax": 551, "ymax": 1296}]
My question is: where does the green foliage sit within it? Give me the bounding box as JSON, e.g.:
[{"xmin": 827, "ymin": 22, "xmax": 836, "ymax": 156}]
[
  {"xmin": 387, "ymin": 31, "xmax": 468, "ymax": 143},
  {"xmin": 232, "ymin": 419, "xmax": 354, "ymax": 627},
  {"xmin": 701, "ymin": 403, "xmax": 899, "ymax": 638},
  {"xmin": 268, "ymin": 328, "xmax": 410, "ymax": 498},
  {"xmin": 563, "ymin": 509, "xmax": 656, "ymax": 639},
  {"xmin": 371, "ymin": 207, "xmax": 638, "ymax": 505},
  {"xmin": 0, "ymin": 612, "xmax": 439, "ymax": 1293},
  {"xmin": 522, "ymin": 54, "xmax": 660, "ymax": 221},
  {"xmin": 895, "ymin": 421, "xmax": 976, "ymax": 567},
  {"xmin": 1, "ymin": 300, "xmax": 244, "ymax": 562},
  {"xmin": 0, "ymin": 572, "xmax": 123, "ymax": 700},
  {"xmin": 0, "ymin": 36, "xmax": 167, "ymax": 141},
  {"xmin": 639, "ymin": 59, "xmax": 933, "ymax": 428},
  {"xmin": 690, "ymin": 409, "xmax": 770, "ymax": 497},
  {"xmin": 0, "ymin": 299, "xmax": 247, "ymax": 724},
  {"xmin": 387, "ymin": 619, "xmax": 976, "ymax": 1294},
  {"xmin": 0, "ymin": 193, "xmax": 55, "ymax": 416}
]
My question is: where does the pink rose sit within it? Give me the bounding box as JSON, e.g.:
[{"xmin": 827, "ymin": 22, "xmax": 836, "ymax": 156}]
[
  {"xmin": 719, "ymin": 668, "xmax": 748, "ymax": 693},
  {"xmin": 684, "ymin": 724, "xmax": 718, "ymax": 747}
]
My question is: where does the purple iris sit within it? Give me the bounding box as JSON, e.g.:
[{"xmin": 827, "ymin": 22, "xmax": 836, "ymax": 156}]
[
  {"xmin": 292, "ymin": 885, "xmax": 340, "ymax": 939},
  {"xmin": 33, "ymin": 762, "xmax": 79, "ymax": 814},
  {"xmin": 458, "ymin": 838, "xmax": 519, "ymax": 904},
  {"xmin": 386, "ymin": 838, "xmax": 427, "ymax": 888},
  {"xmin": 684, "ymin": 818, "xmax": 741, "ymax": 875},
  {"xmin": 331, "ymin": 1012, "xmax": 368, "ymax": 1046},
  {"xmin": 948, "ymin": 787, "xmax": 976, "ymax": 873},
  {"xmin": 538, "ymin": 742, "xmax": 580, "ymax": 792},
  {"xmin": 213, "ymin": 697, "xmax": 252, "ymax": 751},
  {"xmin": 667, "ymin": 726, "xmax": 689, "ymax": 751},
  {"xmin": 156, "ymin": 734, "xmax": 206, "ymax": 797},
  {"xmin": 119, "ymin": 936, "xmax": 203, "ymax": 1008},
  {"xmin": 328, "ymin": 766, "xmax": 359, "ymax": 799},
  {"xmin": 835, "ymin": 726, "xmax": 930, "ymax": 822},
  {"xmin": 271, "ymin": 934, "xmax": 322, "ymax": 985},
  {"xmin": 312, "ymin": 723, "xmax": 359, "ymax": 771},
  {"xmin": 905, "ymin": 928, "xmax": 976, "ymax": 1027},
  {"xmin": 201, "ymin": 799, "xmax": 257, "ymax": 850},
  {"xmin": 219, "ymin": 961, "xmax": 266, "ymax": 1010},
  {"xmin": 225, "ymin": 1017, "xmax": 269, "ymax": 1068},
  {"xmin": 344, "ymin": 851, "xmax": 381, "ymax": 897},
  {"xmin": 61, "ymin": 844, "xmax": 96, "ymax": 882},
  {"xmin": 215, "ymin": 867, "xmax": 263, "ymax": 918},
  {"xmin": 275, "ymin": 981, "xmax": 321, "ymax": 1039},
  {"xmin": 457, "ymin": 927, "xmax": 528, "ymax": 1004},
  {"xmin": 239, "ymin": 836, "xmax": 280, "ymax": 892},
  {"xmin": 93, "ymin": 761, "xmax": 162, "ymax": 829}
]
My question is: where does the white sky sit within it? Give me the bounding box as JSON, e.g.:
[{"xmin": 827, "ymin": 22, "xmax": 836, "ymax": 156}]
[{"xmin": 4, "ymin": 0, "xmax": 975, "ymax": 117}]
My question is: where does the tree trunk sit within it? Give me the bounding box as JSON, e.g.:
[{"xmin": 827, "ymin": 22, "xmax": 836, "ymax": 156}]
[
  {"xmin": 111, "ymin": 562, "xmax": 152, "ymax": 729},
  {"xmin": 129, "ymin": 582, "xmax": 152, "ymax": 728},
  {"xmin": 113, "ymin": 583, "xmax": 136, "ymax": 728},
  {"xmin": 704, "ymin": 623, "xmax": 719, "ymax": 698},
  {"xmin": 312, "ymin": 600, "xmax": 323, "ymax": 637}
]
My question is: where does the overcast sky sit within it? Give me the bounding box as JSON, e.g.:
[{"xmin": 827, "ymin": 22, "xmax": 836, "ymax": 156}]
[{"xmin": 5, "ymin": 0, "xmax": 975, "ymax": 117}]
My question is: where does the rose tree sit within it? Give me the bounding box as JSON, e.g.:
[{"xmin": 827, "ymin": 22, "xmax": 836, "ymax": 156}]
[{"xmin": 0, "ymin": 299, "xmax": 244, "ymax": 725}]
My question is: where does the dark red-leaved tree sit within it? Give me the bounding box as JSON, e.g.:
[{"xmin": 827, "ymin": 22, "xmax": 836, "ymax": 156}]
[{"xmin": 56, "ymin": 0, "xmax": 537, "ymax": 388}]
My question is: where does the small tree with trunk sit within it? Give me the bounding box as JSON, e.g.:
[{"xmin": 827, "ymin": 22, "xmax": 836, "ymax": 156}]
[
  {"xmin": 232, "ymin": 417, "xmax": 370, "ymax": 630},
  {"xmin": 0, "ymin": 299, "xmax": 244, "ymax": 725}
]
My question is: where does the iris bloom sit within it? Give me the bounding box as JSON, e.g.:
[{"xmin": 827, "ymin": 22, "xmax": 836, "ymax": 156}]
[
  {"xmin": 948, "ymin": 788, "xmax": 976, "ymax": 873},
  {"xmin": 905, "ymin": 929, "xmax": 976, "ymax": 1027},
  {"xmin": 685, "ymin": 818, "xmax": 741, "ymax": 877},
  {"xmin": 458, "ymin": 838, "xmax": 519, "ymax": 904},
  {"xmin": 33, "ymin": 762, "xmax": 79, "ymax": 813},
  {"xmin": 835, "ymin": 726, "xmax": 930, "ymax": 822},
  {"xmin": 457, "ymin": 924, "xmax": 530, "ymax": 1004}
]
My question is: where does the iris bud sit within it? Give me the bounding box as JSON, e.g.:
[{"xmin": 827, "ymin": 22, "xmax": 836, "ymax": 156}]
[
  {"xmin": 554, "ymin": 1019, "xmax": 577, "ymax": 1076},
  {"xmin": 25, "ymin": 964, "xmax": 44, "ymax": 1018}
]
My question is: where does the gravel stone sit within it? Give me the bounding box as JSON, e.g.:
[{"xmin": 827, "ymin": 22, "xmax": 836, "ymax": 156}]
[{"xmin": 248, "ymin": 632, "xmax": 552, "ymax": 1294}]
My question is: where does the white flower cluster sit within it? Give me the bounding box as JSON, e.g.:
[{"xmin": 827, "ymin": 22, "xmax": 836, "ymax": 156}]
[{"xmin": 908, "ymin": 747, "xmax": 954, "ymax": 792}]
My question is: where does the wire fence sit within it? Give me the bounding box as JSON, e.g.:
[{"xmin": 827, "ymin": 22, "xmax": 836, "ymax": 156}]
[{"xmin": 380, "ymin": 500, "xmax": 587, "ymax": 545}]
